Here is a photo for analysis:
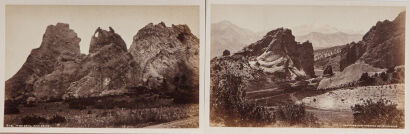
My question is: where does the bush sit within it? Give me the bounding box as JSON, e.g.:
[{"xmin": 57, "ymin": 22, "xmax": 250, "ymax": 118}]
[
  {"xmin": 351, "ymin": 99, "xmax": 404, "ymax": 127},
  {"xmin": 48, "ymin": 115, "xmax": 67, "ymax": 124},
  {"xmin": 277, "ymin": 104, "xmax": 318, "ymax": 127},
  {"xmin": 211, "ymin": 74, "xmax": 275, "ymax": 127},
  {"xmin": 21, "ymin": 115, "xmax": 47, "ymax": 125},
  {"xmin": 4, "ymin": 101, "xmax": 20, "ymax": 114},
  {"xmin": 112, "ymin": 106, "xmax": 191, "ymax": 127}
]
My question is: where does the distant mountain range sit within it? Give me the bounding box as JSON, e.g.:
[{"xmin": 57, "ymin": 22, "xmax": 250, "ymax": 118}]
[
  {"xmin": 211, "ymin": 21, "xmax": 363, "ymax": 57},
  {"xmin": 295, "ymin": 32, "xmax": 362, "ymax": 49},
  {"xmin": 211, "ymin": 21, "xmax": 259, "ymax": 58}
]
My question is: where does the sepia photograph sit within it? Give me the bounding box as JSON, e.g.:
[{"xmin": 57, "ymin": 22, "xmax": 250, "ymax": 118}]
[
  {"xmin": 210, "ymin": 5, "xmax": 405, "ymax": 128},
  {"xmin": 4, "ymin": 5, "xmax": 199, "ymax": 128}
]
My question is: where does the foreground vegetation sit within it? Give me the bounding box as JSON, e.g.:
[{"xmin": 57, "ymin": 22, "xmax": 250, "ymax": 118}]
[
  {"xmin": 4, "ymin": 89, "xmax": 199, "ymax": 128},
  {"xmin": 351, "ymin": 99, "xmax": 404, "ymax": 128},
  {"xmin": 210, "ymin": 74, "xmax": 318, "ymax": 127}
]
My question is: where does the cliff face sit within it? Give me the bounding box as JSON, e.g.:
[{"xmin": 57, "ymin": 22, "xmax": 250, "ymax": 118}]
[
  {"xmin": 64, "ymin": 28, "xmax": 138, "ymax": 98},
  {"xmin": 235, "ymin": 28, "xmax": 315, "ymax": 79},
  {"xmin": 6, "ymin": 22, "xmax": 199, "ymax": 103},
  {"xmin": 5, "ymin": 23, "xmax": 82, "ymax": 101},
  {"xmin": 128, "ymin": 22, "xmax": 199, "ymax": 101},
  {"xmin": 339, "ymin": 11, "xmax": 405, "ymax": 70}
]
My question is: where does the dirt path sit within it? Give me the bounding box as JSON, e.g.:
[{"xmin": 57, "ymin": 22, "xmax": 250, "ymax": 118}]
[
  {"xmin": 144, "ymin": 116, "xmax": 199, "ymax": 128},
  {"xmin": 247, "ymin": 87, "xmax": 278, "ymax": 94}
]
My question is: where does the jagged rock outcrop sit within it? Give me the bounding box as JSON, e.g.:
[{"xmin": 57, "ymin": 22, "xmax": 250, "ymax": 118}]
[
  {"xmin": 129, "ymin": 22, "xmax": 199, "ymax": 102},
  {"xmin": 235, "ymin": 28, "xmax": 315, "ymax": 79},
  {"xmin": 28, "ymin": 27, "xmax": 138, "ymax": 100},
  {"xmin": 339, "ymin": 11, "xmax": 405, "ymax": 70},
  {"xmin": 6, "ymin": 22, "xmax": 199, "ymax": 102},
  {"xmin": 64, "ymin": 28, "xmax": 137, "ymax": 98},
  {"xmin": 5, "ymin": 23, "xmax": 82, "ymax": 101}
]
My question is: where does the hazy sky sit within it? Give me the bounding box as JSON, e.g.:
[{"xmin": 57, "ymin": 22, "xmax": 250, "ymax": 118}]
[
  {"xmin": 6, "ymin": 5, "xmax": 199, "ymax": 79},
  {"xmin": 211, "ymin": 5, "xmax": 405, "ymax": 35}
]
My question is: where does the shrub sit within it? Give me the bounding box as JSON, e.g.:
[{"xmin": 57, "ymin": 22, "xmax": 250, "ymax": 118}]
[
  {"xmin": 112, "ymin": 106, "xmax": 190, "ymax": 127},
  {"xmin": 21, "ymin": 115, "xmax": 47, "ymax": 125},
  {"xmin": 223, "ymin": 50, "xmax": 231, "ymax": 56},
  {"xmin": 277, "ymin": 104, "xmax": 318, "ymax": 127},
  {"xmin": 48, "ymin": 115, "xmax": 67, "ymax": 124},
  {"xmin": 351, "ymin": 99, "xmax": 404, "ymax": 127},
  {"xmin": 211, "ymin": 74, "xmax": 275, "ymax": 127},
  {"xmin": 4, "ymin": 101, "xmax": 20, "ymax": 114},
  {"xmin": 359, "ymin": 72, "xmax": 374, "ymax": 86}
]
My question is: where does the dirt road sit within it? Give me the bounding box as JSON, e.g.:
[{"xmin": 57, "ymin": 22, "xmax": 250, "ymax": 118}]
[{"xmin": 144, "ymin": 116, "xmax": 199, "ymax": 128}]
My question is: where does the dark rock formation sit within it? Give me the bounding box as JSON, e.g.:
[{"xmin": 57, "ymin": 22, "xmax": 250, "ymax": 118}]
[
  {"xmin": 6, "ymin": 22, "xmax": 199, "ymax": 103},
  {"xmin": 64, "ymin": 28, "xmax": 137, "ymax": 99},
  {"xmin": 323, "ymin": 65, "xmax": 334, "ymax": 76},
  {"xmin": 339, "ymin": 41, "xmax": 367, "ymax": 70},
  {"xmin": 89, "ymin": 27, "xmax": 127, "ymax": 53},
  {"xmin": 235, "ymin": 28, "xmax": 315, "ymax": 79},
  {"xmin": 129, "ymin": 22, "xmax": 199, "ymax": 102},
  {"xmin": 339, "ymin": 11, "xmax": 405, "ymax": 70},
  {"xmin": 5, "ymin": 23, "xmax": 82, "ymax": 101}
]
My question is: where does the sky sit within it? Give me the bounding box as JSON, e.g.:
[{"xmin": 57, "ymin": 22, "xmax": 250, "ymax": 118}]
[
  {"xmin": 6, "ymin": 5, "xmax": 199, "ymax": 79},
  {"xmin": 211, "ymin": 5, "xmax": 405, "ymax": 35}
]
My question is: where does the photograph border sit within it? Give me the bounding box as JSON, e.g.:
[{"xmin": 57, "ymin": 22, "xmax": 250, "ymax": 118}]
[
  {"xmin": 205, "ymin": 0, "xmax": 410, "ymax": 134},
  {"xmin": 0, "ymin": 0, "xmax": 205, "ymax": 133}
]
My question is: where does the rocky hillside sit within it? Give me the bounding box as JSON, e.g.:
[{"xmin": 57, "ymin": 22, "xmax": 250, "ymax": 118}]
[
  {"xmin": 6, "ymin": 22, "xmax": 199, "ymax": 103},
  {"xmin": 313, "ymin": 45, "xmax": 345, "ymax": 72},
  {"xmin": 314, "ymin": 45, "xmax": 345, "ymax": 61},
  {"xmin": 339, "ymin": 11, "xmax": 405, "ymax": 71},
  {"xmin": 235, "ymin": 28, "xmax": 315, "ymax": 79}
]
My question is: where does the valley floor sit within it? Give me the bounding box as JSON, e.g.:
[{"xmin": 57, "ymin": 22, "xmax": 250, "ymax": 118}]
[{"xmin": 245, "ymin": 83, "xmax": 404, "ymax": 128}]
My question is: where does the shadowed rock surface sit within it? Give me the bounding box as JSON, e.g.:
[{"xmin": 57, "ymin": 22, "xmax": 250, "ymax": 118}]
[
  {"xmin": 339, "ymin": 11, "xmax": 405, "ymax": 71},
  {"xmin": 5, "ymin": 23, "xmax": 82, "ymax": 101},
  {"xmin": 323, "ymin": 65, "xmax": 334, "ymax": 76},
  {"xmin": 64, "ymin": 28, "xmax": 137, "ymax": 98},
  {"xmin": 6, "ymin": 22, "xmax": 199, "ymax": 103},
  {"xmin": 129, "ymin": 22, "xmax": 199, "ymax": 103}
]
